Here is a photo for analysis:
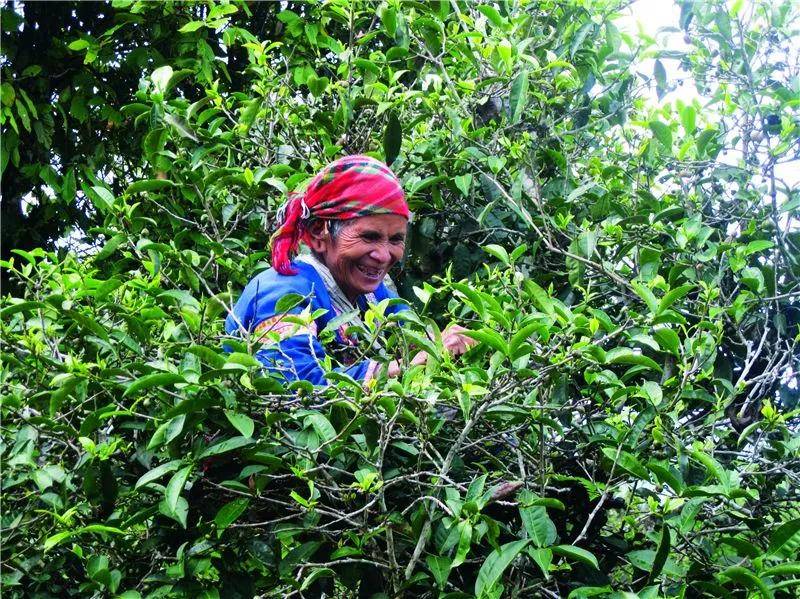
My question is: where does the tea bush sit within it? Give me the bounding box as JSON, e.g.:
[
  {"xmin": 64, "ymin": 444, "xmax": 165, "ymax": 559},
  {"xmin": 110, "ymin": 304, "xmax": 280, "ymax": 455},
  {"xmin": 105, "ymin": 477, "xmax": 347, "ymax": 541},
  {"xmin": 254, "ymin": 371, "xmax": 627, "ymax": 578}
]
[{"xmin": 2, "ymin": 1, "xmax": 799, "ymax": 597}]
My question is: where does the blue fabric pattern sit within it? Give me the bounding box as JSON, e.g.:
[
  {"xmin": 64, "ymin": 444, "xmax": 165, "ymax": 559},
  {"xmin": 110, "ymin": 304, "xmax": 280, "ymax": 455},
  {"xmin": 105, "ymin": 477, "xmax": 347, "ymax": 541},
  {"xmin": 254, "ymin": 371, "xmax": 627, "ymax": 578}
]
[{"xmin": 225, "ymin": 261, "xmax": 408, "ymax": 385}]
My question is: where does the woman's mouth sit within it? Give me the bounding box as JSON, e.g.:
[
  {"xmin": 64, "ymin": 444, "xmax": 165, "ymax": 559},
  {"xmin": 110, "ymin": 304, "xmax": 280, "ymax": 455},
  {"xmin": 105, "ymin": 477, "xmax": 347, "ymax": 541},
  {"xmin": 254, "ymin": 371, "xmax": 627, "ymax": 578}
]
[{"xmin": 356, "ymin": 264, "xmax": 384, "ymax": 281}]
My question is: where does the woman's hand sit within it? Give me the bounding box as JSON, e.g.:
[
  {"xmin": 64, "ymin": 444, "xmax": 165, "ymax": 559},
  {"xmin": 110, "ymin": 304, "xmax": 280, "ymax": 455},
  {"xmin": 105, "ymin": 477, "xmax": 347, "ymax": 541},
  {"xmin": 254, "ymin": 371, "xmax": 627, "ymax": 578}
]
[
  {"xmin": 384, "ymin": 325, "xmax": 476, "ymax": 378},
  {"xmin": 441, "ymin": 324, "xmax": 477, "ymax": 357}
]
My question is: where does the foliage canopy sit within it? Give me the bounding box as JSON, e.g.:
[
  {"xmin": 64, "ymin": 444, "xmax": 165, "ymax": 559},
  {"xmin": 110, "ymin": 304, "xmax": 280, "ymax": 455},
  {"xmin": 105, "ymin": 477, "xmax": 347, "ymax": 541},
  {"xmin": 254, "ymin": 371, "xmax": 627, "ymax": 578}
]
[{"xmin": 2, "ymin": 0, "xmax": 800, "ymax": 597}]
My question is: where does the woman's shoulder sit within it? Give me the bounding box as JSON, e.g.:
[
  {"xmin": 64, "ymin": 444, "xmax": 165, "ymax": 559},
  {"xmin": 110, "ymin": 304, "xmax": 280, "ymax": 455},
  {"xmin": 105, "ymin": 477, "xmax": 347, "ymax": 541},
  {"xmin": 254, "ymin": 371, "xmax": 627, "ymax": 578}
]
[
  {"xmin": 226, "ymin": 262, "xmax": 327, "ymax": 334},
  {"xmin": 243, "ymin": 261, "xmax": 322, "ymax": 296}
]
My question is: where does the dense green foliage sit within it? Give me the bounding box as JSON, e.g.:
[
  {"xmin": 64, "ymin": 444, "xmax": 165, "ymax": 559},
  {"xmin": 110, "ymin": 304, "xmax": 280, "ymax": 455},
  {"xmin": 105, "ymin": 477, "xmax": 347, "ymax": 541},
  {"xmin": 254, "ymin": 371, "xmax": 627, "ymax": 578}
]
[{"xmin": 2, "ymin": 0, "xmax": 800, "ymax": 597}]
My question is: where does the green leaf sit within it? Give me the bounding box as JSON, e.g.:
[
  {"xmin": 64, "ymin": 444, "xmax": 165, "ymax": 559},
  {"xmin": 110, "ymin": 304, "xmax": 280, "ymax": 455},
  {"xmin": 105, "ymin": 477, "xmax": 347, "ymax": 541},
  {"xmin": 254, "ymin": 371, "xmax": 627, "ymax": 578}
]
[
  {"xmin": 43, "ymin": 530, "xmax": 73, "ymax": 551},
  {"xmin": 426, "ymin": 555, "xmax": 452, "ymax": 588},
  {"xmin": 94, "ymin": 233, "xmax": 126, "ymax": 261},
  {"xmin": 649, "ymin": 120, "xmax": 673, "ymax": 148},
  {"xmin": 306, "ymin": 74, "xmax": 329, "ymax": 97},
  {"xmin": 743, "ymin": 239, "xmax": 774, "ymax": 255},
  {"xmin": 123, "ymin": 373, "xmax": 185, "ymax": 398},
  {"xmin": 147, "ymin": 414, "xmax": 186, "ymax": 450},
  {"xmin": 1, "ymin": 82, "xmax": 15, "ymax": 106},
  {"xmin": 551, "ymin": 545, "xmax": 599, "ymax": 569},
  {"xmin": 648, "ymin": 523, "xmax": 671, "ymax": 584},
  {"xmin": 68, "ymin": 39, "xmax": 91, "ymax": 51},
  {"xmin": 521, "ymin": 497, "xmax": 565, "ymax": 511},
  {"xmin": 164, "ymin": 113, "xmax": 197, "ymax": 141},
  {"xmin": 631, "ymin": 281, "xmax": 659, "ymax": 314},
  {"xmin": 90, "ymin": 185, "xmax": 115, "ymax": 212},
  {"xmin": 576, "ymin": 229, "xmax": 597, "ymax": 258},
  {"xmin": 14, "ymin": 98, "xmax": 30, "ymax": 132},
  {"xmin": 125, "ymin": 179, "xmax": 174, "ymax": 195},
  {"xmin": 159, "ymin": 496, "xmax": 188, "ymax": 529},
  {"xmin": 681, "ymin": 104, "xmax": 697, "ymax": 134},
  {"xmin": 165, "ymin": 465, "xmax": 192, "ymax": 512},
  {"xmin": 354, "ymin": 58, "xmax": 381, "ymax": 76},
  {"xmin": 567, "ymin": 585, "xmax": 612, "ymax": 598},
  {"xmin": 197, "ymin": 436, "xmax": 254, "ymax": 459},
  {"xmin": 238, "ymin": 98, "xmax": 261, "ymax": 130},
  {"xmin": 654, "ymin": 59, "xmax": 667, "ymax": 99},
  {"xmin": 151, "ymin": 65, "xmax": 173, "ymax": 95},
  {"xmin": 64, "ymin": 309, "xmax": 109, "ymax": 342},
  {"xmin": 510, "ymin": 322, "xmax": 543, "ymax": 358},
  {"xmin": 658, "ymin": 284, "xmax": 693, "ymax": 314},
  {"xmin": 528, "ymin": 547, "xmax": 553, "ymax": 578},
  {"xmin": 275, "ymin": 293, "xmax": 304, "ymax": 313},
  {"xmin": 178, "ymin": 20, "xmax": 205, "ymax": 33},
  {"xmin": 690, "ymin": 448, "xmax": 730, "ymax": 489},
  {"xmin": 463, "ymin": 328, "xmax": 508, "ymax": 355},
  {"xmin": 452, "ymin": 520, "xmax": 473, "ymax": 567},
  {"xmin": 44, "ymin": 525, "xmax": 125, "ymax": 551},
  {"xmin": 762, "ymin": 562, "xmax": 800, "ymax": 577},
  {"xmin": 640, "ymin": 381, "xmax": 663, "ymax": 406},
  {"xmin": 451, "ymin": 282, "xmax": 486, "ymax": 318},
  {"xmin": 304, "ymin": 413, "xmax": 336, "ymax": 444},
  {"xmin": 780, "ymin": 196, "xmax": 800, "ymax": 213},
  {"xmin": 135, "ymin": 460, "xmax": 182, "ymax": 490},
  {"xmin": 483, "ymin": 244, "xmax": 510, "ymax": 265},
  {"xmin": 628, "ymin": 549, "xmax": 684, "ymax": 578},
  {"xmin": 300, "ymin": 567, "xmax": 335, "ymax": 591},
  {"xmin": 380, "ymin": 5, "xmax": 397, "ymax": 36},
  {"xmin": 741, "ymin": 266, "xmax": 765, "ymax": 293},
  {"xmin": 605, "ymin": 348, "xmax": 663, "ymax": 373},
  {"xmin": 653, "ymin": 327, "xmax": 681, "ymax": 356},
  {"xmin": 477, "ymin": 5, "xmax": 506, "ymax": 28},
  {"xmin": 454, "ymin": 174, "xmax": 472, "ymax": 197},
  {"xmin": 602, "ymin": 446, "xmax": 649, "ymax": 479},
  {"xmin": 720, "ymin": 536, "xmax": 761, "ymax": 558},
  {"xmin": 383, "ymin": 110, "xmax": 402, "ymax": 166},
  {"xmin": 768, "ymin": 518, "xmax": 800, "ymax": 559},
  {"xmin": 523, "ymin": 280, "xmax": 555, "ymax": 317},
  {"xmin": 0, "ymin": 300, "xmax": 48, "ymax": 319},
  {"xmin": 225, "ymin": 410, "xmax": 255, "ymax": 438},
  {"xmin": 475, "ymin": 539, "xmax": 529, "ymax": 598},
  {"xmin": 186, "ymin": 345, "xmax": 227, "ymax": 369},
  {"xmin": 719, "ymin": 566, "xmax": 774, "ymax": 599},
  {"xmin": 214, "ymin": 498, "xmax": 250, "ymax": 531},
  {"xmin": 509, "ymin": 69, "xmax": 529, "ymax": 124},
  {"xmin": 520, "ymin": 503, "xmax": 557, "ymax": 548},
  {"xmin": 61, "ymin": 169, "xmax": 76, "ymax": 202}
]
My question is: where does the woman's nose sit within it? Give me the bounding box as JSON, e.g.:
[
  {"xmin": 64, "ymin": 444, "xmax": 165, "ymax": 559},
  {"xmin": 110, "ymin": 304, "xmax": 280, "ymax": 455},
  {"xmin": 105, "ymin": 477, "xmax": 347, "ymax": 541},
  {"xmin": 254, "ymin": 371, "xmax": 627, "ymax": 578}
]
[{"xmin": 369, "ymin": 244, "xmax": 391, "ymax": 263}]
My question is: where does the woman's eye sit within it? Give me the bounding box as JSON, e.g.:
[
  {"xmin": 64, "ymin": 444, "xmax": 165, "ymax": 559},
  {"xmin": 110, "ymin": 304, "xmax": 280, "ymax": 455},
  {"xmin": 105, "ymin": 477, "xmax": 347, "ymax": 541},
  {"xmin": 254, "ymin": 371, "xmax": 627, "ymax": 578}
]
[{"xmin": 361, "ymin": 234, "xmax": 381, "ymax": 242}]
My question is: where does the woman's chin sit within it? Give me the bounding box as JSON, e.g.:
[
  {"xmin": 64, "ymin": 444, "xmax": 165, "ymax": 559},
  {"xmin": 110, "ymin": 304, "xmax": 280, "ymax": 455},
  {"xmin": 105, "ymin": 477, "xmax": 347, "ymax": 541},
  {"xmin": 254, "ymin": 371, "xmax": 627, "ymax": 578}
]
[
  {"xmin": 356, "ymin": 279, "xmax": 382, "ymax": 294},
  {"xmin": 350, "ymin": 269, "xmax": 385, "ymax": 293}
]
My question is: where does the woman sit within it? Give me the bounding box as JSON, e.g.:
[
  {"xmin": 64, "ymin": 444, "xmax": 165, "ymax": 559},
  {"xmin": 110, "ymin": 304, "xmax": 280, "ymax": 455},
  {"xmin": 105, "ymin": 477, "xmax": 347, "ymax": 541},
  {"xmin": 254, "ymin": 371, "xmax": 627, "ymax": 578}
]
[{"xmin": 225, "ymin": 155, "xmax": 473, "ymax": 385}]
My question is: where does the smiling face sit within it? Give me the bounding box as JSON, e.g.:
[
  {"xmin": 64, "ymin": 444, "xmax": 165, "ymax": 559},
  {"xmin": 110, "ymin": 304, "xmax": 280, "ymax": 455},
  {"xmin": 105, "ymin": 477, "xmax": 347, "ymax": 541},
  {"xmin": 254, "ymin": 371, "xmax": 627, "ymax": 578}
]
[{"xmin": 307, "ymin": 214, "xmax": 408, "ymax": 303}]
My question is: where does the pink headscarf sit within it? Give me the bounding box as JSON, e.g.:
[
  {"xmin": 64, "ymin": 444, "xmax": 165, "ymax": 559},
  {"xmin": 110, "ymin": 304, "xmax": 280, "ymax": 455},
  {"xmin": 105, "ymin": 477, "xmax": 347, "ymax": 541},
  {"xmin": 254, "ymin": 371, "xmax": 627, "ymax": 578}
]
[{"xmin": 271, "ymin": 155, "xmax": 409, "ymax": 275}]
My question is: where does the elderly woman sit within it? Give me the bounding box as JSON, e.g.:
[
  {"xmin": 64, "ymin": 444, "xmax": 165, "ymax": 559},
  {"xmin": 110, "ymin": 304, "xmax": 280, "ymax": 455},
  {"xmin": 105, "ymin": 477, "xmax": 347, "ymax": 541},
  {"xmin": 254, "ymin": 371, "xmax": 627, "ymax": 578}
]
[{"xmin": 225, "ymin": 155, "xmax": 472, "ymax": 385}]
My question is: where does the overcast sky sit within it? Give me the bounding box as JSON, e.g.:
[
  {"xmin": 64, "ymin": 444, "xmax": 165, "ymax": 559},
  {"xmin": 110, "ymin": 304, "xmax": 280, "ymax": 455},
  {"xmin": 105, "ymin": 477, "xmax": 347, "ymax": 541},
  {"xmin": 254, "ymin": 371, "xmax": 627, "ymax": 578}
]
[{"xmin": 619, "ymin": 0, "xmax": 798, "ymax": 190}]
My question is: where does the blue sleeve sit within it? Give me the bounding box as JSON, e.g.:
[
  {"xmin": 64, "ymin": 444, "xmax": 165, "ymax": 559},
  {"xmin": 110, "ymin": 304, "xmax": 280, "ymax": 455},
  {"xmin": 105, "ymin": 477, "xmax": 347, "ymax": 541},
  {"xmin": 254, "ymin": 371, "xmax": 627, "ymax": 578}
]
[
  {"xmin": 254, "ymin": 337, "xmax": 371, "ymax": 386},
  {"xmin": 224, "ymin": 268, "xmax": 315, "ymax": 335},
  {"xmin": 225, "ymin": 267, "xmax": 372, "ymax": 385}
]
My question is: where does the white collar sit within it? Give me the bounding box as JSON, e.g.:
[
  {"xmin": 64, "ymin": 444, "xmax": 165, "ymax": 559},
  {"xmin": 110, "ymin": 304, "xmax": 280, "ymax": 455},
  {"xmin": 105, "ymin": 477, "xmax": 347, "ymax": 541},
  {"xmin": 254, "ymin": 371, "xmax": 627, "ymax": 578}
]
[{"xmin": 296, "ymin": 253, "xmax": 380, "ymax": 314}]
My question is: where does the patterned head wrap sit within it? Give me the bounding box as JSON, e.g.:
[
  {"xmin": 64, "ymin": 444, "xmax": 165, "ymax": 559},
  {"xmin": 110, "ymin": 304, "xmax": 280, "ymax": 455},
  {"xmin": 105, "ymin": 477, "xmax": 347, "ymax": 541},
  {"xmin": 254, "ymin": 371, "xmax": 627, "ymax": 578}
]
[{"xmin": 271, "ymin": 155, "xmax": 409, "ymax": 275}]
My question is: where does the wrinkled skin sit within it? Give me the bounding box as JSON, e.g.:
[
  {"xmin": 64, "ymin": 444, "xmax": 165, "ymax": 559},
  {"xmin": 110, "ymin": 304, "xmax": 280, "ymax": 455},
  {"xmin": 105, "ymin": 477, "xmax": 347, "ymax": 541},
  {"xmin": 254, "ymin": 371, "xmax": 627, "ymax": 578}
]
[
  {"xmin": 307, "ymin": 214, "xmax": 408, "ymax": 303},
  {"xmin": 306, "ymin": 215, "xmax": 476, "ymax": 372}
]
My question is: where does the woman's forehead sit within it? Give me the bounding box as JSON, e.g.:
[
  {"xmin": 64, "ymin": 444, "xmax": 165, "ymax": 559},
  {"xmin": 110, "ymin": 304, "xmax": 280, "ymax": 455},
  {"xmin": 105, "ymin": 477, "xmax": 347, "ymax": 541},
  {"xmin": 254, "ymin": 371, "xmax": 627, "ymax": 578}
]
[{"xmin": 346, "ymin": 214, "xmax": 408, "ymax": 233}]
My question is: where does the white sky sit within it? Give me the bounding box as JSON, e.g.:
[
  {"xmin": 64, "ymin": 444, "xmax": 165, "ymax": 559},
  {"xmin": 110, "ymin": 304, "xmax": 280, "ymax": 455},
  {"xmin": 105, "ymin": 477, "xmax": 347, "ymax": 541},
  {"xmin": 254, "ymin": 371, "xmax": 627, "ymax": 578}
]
[{"xmin": 619, "ymin": 0, "xmax": 799, "ymax": 192}]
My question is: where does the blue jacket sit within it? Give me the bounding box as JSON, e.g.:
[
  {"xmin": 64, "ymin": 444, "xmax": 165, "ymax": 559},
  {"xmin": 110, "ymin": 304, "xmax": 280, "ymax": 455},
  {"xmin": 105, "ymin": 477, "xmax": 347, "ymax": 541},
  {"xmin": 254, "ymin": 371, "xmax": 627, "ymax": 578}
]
[{"xmin": 225, "ymin": 261, "xmax": 408, "ymax": 385}]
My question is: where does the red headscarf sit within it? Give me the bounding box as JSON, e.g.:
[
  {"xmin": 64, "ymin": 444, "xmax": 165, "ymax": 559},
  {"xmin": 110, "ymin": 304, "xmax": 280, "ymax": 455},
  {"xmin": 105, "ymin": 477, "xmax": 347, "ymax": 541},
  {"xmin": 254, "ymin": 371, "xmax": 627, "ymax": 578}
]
[{"xmin": 271, "ymin": 155, "xmax": 409, "ymax": 275}]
